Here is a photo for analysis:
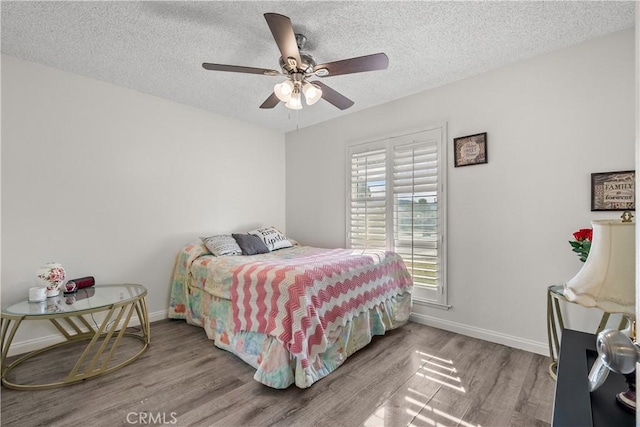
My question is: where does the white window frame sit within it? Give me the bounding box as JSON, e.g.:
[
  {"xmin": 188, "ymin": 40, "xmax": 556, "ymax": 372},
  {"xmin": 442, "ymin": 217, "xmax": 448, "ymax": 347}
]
[{"xmin": 346, "ymin": 124, "xmax": 449, "ymax": 309}]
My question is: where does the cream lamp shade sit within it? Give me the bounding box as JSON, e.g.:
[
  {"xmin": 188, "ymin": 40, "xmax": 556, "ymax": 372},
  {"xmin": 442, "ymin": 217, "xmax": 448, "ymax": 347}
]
[{"xmin": 564, "ymin": 220, "xmax": 636, "ymax": 318}]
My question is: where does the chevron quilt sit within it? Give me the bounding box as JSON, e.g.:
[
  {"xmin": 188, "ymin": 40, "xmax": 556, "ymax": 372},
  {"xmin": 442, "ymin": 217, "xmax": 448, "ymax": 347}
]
[{"xmin": 229, "ymin": 247, "xmax": 413, "ymax": 369}]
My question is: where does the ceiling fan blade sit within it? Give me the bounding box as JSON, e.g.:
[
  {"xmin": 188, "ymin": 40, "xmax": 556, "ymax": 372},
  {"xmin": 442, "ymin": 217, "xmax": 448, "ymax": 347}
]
[
  {"xmin": 202, "ymin": 63, "xmax": 281, "ymax": 76},
  {"xmin": 259, "ymin": 92, "xmax": 280, "ymax": 109},
  {"xmin": 312, "ymin": 81, "xmax": 354, "ymax": 110},
  {"xmin": 264, "ymin": 13, "xmax": 302, "ymax": 71},
  {"xmin": 313, "ymin": 53, "xmax": 389, "ymax": 77}
]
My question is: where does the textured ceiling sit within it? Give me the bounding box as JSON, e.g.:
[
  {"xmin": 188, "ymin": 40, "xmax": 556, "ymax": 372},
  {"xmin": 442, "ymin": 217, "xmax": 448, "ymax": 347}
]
[{"xmin": 1, "ymin": 1, "xmax": 636, "ymax": 133}]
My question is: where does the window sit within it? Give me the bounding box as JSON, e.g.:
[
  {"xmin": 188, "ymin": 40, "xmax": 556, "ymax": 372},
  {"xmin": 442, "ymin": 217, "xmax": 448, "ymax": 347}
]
[{"xmin": 347, "ymin": 126, "xmax": 447, "ymax": 307}]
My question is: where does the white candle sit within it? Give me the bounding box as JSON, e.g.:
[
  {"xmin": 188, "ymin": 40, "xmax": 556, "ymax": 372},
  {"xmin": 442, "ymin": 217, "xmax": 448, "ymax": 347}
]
[{"xmin": 28, "ymin": 287, "xmax": 47, "ymax": 302}]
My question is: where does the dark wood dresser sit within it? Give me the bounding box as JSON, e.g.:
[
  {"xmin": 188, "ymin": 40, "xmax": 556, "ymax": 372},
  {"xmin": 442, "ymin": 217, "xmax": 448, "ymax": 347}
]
[{"xmin": 552, "ymin": 329, "xmax": 635, "ymax": 426}]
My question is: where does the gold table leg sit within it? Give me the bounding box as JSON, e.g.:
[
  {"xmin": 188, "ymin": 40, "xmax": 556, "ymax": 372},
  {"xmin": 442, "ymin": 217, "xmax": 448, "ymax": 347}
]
[
  {"xmin": 1, "ymin": 317, "xmax": 22, "ymax": 377},
  {"xmin": 547, "ymin": 287, "xmax": 563, "ymax": 380}
]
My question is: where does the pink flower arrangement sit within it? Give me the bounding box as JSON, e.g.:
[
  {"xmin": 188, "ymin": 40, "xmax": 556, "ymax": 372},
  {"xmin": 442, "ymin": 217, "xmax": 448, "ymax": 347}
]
[{"xmin": 39, "ymin": 267, "xmax": 65, "ymax": 286}]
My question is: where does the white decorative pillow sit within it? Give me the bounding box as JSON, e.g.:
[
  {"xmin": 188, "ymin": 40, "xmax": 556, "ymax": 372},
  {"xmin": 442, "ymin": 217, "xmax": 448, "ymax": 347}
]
[
  {"xmin": 248, "ymin": 226, "xmax": 293, "ymax": 251},
  {"xmin": 200, "ymin": 234, "xmax": 242, "ymax": 256}
]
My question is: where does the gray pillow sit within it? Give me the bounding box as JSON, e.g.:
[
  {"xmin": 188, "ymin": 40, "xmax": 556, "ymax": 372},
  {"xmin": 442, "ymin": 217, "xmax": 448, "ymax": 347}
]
[{"xmin": 232, "ymin": 233, "xmax": 270, "ymax": 255}]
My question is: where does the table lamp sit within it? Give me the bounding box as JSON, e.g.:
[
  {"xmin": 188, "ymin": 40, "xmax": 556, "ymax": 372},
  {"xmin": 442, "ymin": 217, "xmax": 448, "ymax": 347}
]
[
  {"xmin": 563, "ymin": 217, "xmax": 636, "ymax": 412},
  {"xmin": 564, "ymin": 219, "xmax": 635, "ymax": 318}
]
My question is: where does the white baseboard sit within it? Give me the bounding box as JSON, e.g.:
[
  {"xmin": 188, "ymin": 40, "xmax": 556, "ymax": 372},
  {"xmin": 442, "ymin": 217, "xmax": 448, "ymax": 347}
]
[
  {"xmin": 6, "ymin": 309, "xmax": 168, "ymax": 357},
  {"xmin": 10, "ymin": 310, "xmax": 547, "ymax": 358},
  {"xmin": 409, "ymin": 312, "xmax": 549, "ymax": 356}
]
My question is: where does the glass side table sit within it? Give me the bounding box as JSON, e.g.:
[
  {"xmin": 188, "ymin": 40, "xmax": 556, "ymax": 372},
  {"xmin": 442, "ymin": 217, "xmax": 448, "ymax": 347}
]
[
  {"xmin": 1, "ymin": 284, "xmax": 150, "ymax": 390},
  {"xmin": 546, "ymin": 284, "xmax": 626, "ymax": 380}
]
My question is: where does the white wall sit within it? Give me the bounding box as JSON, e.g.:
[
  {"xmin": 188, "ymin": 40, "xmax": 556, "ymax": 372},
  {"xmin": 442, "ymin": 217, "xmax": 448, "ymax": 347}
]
[
  {"xmin": 1, "ymin": 55, "xmax": 285, "ymax": 349},
  {"xmin": 286, "ymin": 29, "xmax": 636, "ymax": 354}
]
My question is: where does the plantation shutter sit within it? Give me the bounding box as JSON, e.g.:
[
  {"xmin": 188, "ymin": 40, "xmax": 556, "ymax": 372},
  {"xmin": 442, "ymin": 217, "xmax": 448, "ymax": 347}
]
[
  {"xmin": 392, "ymin": 130, "xmax": 442, "ymax": 301},
  {"xmin": 348, "ymin": 143, "xmax": 388, "ymax": 249},
  {"xmin": 347, "ymin": 126, "xmax": 446, "ymax": 306}
]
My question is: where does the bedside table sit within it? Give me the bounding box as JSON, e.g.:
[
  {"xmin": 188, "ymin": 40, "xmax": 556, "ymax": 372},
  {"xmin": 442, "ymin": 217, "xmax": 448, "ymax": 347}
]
[
  {"xmin": 546, "ymin": 284, "xmax": 627, "ymax": 379},
  {"xmin": 1, "ymin": 284, "xmax": 150, "ymax": 390}
]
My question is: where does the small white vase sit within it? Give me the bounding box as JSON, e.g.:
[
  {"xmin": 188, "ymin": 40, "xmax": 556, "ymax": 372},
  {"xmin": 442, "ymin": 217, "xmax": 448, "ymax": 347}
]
[{"xmin": 35, "ymin": 262, "xmax": 66, "ymax": 298}]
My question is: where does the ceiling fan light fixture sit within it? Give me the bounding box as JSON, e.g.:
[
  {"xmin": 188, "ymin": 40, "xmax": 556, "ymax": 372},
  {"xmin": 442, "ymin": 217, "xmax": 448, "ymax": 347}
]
[
  {"xmin": 274, "ymin": 80, "xmax": 294, "ymax": 102},
  {"xmin": 302, "ymin": 82, "xmax": 322, "ymax": 105},
  {"xmin": 285, "ymin": 88, "xmax": 303, "ymax": 110}
]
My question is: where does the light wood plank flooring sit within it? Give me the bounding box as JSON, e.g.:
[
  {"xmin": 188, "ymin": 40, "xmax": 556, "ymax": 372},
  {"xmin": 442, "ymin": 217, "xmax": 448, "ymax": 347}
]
[{"xmin": 1, "ymin": 320, "xmax": 554, "ymax": 427}]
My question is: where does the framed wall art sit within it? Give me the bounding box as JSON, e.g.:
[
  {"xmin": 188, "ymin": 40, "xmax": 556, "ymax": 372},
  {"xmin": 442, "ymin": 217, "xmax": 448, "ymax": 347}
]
[
  {"xmin": 453, "ymin": 132, "xmax": 487, "ymax": 167},
  {"xmin": 591, "ymin": 170, "xmax": 635, "ymax": 211}
]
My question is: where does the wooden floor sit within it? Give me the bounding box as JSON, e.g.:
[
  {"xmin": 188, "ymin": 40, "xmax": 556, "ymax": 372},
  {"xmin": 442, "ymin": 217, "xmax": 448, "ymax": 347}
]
[{"xmin": 1, "ymin": 319, "xmax": 554, "ymax": 427}]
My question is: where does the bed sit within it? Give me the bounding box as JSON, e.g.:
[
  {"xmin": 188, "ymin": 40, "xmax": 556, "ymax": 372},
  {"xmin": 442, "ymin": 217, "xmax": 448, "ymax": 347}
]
[{"xmin": 168, "ymin": 242, "xmax": 413, "ymax": 388}]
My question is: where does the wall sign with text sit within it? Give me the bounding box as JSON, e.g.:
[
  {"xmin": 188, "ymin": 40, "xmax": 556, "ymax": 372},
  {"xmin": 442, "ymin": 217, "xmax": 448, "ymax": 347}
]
[
  {"xmin": 591, "ymin": 170, "xmax": 635, "ymax": 211},
  {"xmin": 453, "ymin": 132, "xmax": 487, "ymax": 167}
]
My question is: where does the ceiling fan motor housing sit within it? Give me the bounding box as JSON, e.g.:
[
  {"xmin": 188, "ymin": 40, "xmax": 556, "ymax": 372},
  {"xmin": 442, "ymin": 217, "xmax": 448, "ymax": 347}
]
[{"xmin": 279, "ymin": 51, "xmax": 316, "ymax": 74}]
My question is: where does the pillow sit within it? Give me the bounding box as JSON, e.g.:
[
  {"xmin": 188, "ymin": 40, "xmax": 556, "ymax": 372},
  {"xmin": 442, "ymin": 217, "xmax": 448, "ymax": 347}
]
[
  {"xmin": 200, "ymin": 234, "xmax": 242, "ymax": 256},
  {"xmin": 248, "ymin": 226, "xmax": 293, "ymax": 251},
  {"xmin": 232, "ymin": 233, "xmax": 270, "ymax": 255}
]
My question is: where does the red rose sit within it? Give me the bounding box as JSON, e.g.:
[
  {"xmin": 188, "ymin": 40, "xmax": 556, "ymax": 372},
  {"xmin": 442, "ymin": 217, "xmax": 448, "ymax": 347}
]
[
  {"xmin": 570, "ymin": 227, "xmax": 592, "ymax": 263},
  {"xmin": 573, "ymin": 228, "xmax": 592, "ymax": 242}
]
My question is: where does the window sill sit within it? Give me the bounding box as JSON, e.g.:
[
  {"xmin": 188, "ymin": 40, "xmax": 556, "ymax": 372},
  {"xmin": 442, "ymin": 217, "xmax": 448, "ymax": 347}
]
[{"xmin": 412, "ymin": 297, "xmax": 451, "ymax": 310}]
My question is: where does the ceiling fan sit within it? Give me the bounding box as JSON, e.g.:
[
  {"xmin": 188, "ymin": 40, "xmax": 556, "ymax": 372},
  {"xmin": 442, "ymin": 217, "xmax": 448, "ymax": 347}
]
[{"xmin": 202, "ymin": 13, "xmax": 389, "ymax": 111}]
